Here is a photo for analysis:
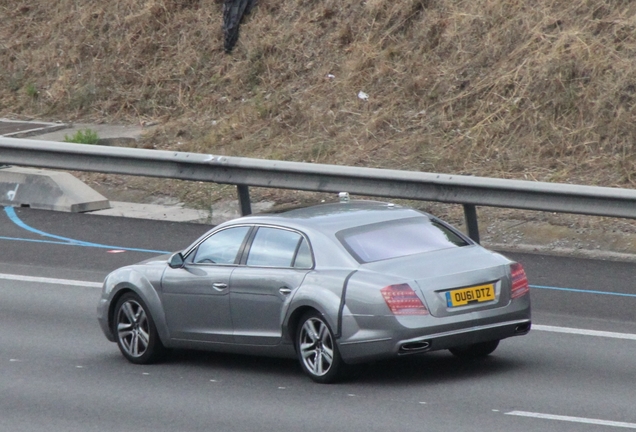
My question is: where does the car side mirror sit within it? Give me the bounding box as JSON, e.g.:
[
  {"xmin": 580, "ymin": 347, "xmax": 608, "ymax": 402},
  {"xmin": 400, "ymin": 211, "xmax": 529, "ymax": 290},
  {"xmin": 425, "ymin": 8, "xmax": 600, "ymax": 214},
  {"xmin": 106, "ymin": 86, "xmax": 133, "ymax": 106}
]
[{"xmin": 168, "ymin": 252, "xmax": 185, "ymax": 269}]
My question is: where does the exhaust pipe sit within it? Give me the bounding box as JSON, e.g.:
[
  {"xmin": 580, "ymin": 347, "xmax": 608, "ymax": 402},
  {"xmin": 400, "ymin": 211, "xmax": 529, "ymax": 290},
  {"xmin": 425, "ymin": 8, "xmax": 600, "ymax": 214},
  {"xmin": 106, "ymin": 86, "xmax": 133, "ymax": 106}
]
[
  {"xmin": 515, "ymin": 322, "xmax": 531, "ymax": 334},
  {"xmin": 399, "ymin": 340, "xmax": 431, "ymax": 353}
]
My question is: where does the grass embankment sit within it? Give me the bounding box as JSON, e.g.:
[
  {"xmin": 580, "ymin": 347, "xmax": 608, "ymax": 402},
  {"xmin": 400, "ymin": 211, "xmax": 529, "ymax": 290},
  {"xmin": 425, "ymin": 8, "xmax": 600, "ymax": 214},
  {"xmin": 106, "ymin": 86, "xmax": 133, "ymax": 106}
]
[{"xmin": 2, "ymin": 0, "xmax": 636, "ymax": 209}]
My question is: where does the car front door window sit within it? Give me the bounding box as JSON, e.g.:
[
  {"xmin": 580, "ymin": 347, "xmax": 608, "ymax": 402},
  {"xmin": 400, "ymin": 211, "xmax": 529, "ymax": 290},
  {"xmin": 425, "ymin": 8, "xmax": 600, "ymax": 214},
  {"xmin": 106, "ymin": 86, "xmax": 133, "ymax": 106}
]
[{"xmin": 193, "ymin": 226, "xmax": 250, "ymax": 264}]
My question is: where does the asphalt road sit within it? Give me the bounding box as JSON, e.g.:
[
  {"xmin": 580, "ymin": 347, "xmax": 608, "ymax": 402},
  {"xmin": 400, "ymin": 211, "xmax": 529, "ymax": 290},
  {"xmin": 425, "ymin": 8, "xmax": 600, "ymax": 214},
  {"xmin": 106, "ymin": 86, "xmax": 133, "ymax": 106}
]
[{"xmin": 2, "ymin": 207, "xmax": 636, "ymax": 431}]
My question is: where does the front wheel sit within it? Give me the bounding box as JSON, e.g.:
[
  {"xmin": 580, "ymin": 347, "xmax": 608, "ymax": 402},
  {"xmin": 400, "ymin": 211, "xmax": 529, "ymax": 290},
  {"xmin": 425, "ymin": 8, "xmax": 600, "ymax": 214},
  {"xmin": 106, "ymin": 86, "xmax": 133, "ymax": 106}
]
[
  {"xmin": 449, "ymin": 340, "xmax": 500, "ymax": 359},
  {"xmin": 113, "ymin": 292, "xmax": 166, "ymax": 364},
  {"xmin": 296, "ymin": 311, "xmax": 344, "ymax": 384}
]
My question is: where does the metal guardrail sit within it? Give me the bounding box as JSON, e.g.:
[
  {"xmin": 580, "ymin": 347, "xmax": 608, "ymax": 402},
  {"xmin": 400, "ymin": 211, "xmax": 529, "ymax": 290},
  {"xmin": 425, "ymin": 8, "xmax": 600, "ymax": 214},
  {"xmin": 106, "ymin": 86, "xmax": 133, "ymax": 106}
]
[{"xmin": 3, "ymin": 137, "xmax": 636, "ymax": 242}]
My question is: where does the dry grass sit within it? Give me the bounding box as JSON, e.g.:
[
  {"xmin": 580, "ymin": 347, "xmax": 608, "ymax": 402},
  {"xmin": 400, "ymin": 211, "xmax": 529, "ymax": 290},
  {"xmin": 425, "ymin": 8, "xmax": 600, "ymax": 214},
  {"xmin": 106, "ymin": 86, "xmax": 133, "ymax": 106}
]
[{"xmin": 2, "ymin": 0, "xmax": 636, "ymax": 196}]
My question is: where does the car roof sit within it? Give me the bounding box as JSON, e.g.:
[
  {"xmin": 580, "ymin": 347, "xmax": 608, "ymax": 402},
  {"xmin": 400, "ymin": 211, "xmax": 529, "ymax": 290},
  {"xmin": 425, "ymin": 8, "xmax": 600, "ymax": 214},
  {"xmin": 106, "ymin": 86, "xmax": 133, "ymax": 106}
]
[{"xmin": 226, "ymin": 201, "xmax": 430, "ymax": 235}]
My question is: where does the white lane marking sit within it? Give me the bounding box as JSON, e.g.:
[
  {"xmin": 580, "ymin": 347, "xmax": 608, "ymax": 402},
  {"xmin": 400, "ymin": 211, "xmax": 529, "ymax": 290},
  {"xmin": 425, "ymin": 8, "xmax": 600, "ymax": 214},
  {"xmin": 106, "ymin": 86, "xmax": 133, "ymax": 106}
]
[
  {"xmin": 0, "ymin": 273, "xmax": 102, "ymax": 288},
  {"xmin": 533, "ymin": 324, "xmax": 636, "ymax": 341},
  {"xmin": 506, "ymin": 411, "xmax": 636, "ymax": 429}
]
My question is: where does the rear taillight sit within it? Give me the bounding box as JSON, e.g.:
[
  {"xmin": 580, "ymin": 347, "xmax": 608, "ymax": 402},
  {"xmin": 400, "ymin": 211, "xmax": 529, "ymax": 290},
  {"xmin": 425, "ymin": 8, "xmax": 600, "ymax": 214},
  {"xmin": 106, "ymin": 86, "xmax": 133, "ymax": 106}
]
[
  {"xmin": 510, "ymin": 263, "xmax": 530, "ymax": 299},
  {"xmin": 381, "ymin": 284, "xmax": 429, "ymax": 315}
]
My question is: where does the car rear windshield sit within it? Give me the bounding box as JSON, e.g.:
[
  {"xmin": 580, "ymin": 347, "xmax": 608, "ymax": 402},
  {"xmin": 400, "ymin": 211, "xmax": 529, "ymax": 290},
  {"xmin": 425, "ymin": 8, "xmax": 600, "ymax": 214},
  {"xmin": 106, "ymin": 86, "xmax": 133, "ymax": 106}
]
[{"xmin": 336, "ymin": 217, "xmax": 469, "ymax": 263}]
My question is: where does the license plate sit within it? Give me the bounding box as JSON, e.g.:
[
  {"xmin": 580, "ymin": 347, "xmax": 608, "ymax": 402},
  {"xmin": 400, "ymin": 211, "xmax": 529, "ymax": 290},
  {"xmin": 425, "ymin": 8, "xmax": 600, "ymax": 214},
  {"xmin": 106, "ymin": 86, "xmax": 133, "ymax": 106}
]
[{"xmin": 446, "ymin": 283, "xmax": 495, "ymax": 307}]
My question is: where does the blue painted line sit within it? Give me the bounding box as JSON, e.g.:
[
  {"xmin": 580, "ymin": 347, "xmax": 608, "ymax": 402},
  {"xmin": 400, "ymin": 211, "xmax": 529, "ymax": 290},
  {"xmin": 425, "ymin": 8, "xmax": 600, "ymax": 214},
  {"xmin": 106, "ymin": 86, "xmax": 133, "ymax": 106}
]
[
  {"xmin": 5, "ymin": 206, "xmax": 90, "ymax": 245},
  {"xmin": 0, "ymin": 235, "xmax": 170, "ymax": 254},
  {"xmin": 0, "ymin": 235, "xmax": 99, "ymax": 247},
  {"xmin": 530, "ymin": 284, "xmax": 636, "ymax": 298},
  {"xmin": 2, "ymin": 207, "xmax": 170, "ymax": 254}
]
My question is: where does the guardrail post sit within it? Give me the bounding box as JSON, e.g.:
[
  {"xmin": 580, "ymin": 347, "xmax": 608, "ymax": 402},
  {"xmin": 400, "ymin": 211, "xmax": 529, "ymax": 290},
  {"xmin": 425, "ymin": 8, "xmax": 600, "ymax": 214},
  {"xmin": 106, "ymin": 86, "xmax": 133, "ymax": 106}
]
[
  {"xmin": 463, "ymin": 204, "xmax": 480, "ymax": 244},
  {"xmin": 237, "ymin": 185, "xmax": 252, "ymax": 216}
]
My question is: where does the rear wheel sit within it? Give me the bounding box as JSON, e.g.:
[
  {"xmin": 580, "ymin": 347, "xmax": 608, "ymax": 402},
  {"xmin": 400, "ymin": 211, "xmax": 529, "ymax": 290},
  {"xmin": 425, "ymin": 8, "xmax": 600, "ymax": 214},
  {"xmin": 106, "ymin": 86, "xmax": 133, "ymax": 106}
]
[
  {"xmin": 113, "ymin": 292, "xmax": 166, "ymax": 364},
  {"xmin": 449, "ymin": 340, "xmax": 499, "ymax": 359},
  {"xmin": 296, "ymin": 311, "xmax": 344, "ymax": 384}
]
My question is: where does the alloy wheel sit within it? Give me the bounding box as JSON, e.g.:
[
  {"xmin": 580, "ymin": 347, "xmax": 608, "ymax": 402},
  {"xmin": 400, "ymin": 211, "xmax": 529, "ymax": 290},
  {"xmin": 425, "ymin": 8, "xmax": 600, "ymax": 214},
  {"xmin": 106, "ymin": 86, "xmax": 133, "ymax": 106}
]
[
  {"xmin": 116, "ymin": 299, "xmax": 150, "ymax": 358},
  {"xmin": 299, "ymin": 317, "xmax": 335, "ymax": 377}
]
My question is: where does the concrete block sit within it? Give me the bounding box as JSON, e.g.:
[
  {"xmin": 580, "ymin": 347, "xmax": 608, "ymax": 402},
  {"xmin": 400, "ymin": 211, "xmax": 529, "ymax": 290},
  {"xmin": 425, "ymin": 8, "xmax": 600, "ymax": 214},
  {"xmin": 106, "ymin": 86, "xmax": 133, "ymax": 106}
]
[
  {"xmin": 0, "ymin": 118, "xmax": 69, "ymax": 138},
  {"xmin": 92, "ymin": 201, "xmax": 209, "ymax": 222},
  {"xmin": 0, "ymin": 167, "xmax": 110, "ymax": 212}
]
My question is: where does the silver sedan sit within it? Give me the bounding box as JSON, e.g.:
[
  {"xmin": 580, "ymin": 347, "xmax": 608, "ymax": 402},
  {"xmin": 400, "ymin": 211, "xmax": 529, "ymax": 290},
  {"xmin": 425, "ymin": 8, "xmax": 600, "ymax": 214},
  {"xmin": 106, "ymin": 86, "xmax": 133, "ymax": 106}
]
[{"xmin": 97, "ymin": 200, "xmax": 531, "ymax": 383}]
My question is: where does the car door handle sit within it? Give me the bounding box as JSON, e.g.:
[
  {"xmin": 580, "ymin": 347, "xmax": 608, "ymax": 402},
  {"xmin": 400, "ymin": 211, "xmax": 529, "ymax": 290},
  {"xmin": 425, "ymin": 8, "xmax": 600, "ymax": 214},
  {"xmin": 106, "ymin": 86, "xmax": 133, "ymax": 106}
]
[
  {"xmin": 279, "ymin": 288, "xmax": 292, "ymax": 295},
  {"xmin": 212, "ymin": 282, "xmax": 228, "ymax": 291}
]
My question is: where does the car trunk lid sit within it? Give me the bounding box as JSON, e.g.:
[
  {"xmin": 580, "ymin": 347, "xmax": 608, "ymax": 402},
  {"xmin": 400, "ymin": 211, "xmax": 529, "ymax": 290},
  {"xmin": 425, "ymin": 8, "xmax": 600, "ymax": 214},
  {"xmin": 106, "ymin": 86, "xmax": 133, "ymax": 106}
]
[{"xmin": 361, "ymin": 245, "xmax": 511, "ymax": 317}]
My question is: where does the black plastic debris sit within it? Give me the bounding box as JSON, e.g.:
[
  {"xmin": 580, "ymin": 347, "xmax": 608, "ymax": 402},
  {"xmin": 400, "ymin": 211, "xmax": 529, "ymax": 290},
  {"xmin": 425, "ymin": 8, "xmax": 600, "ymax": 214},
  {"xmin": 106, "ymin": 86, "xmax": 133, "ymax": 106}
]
[{"xmin": 223, "ymin": 0, "xmax": 258, "ymax": 53}]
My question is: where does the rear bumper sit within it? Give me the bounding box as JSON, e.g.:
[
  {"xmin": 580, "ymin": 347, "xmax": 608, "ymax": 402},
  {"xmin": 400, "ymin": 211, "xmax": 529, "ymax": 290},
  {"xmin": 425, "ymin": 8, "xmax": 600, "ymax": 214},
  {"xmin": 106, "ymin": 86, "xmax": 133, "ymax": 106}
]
[
  {"xmin": 338, "ymin": 302, "xmax": 531, "ymax": 363},
  {"xmin": 396, "ymin": 318, "xmax": 530, "ymax": 354}
]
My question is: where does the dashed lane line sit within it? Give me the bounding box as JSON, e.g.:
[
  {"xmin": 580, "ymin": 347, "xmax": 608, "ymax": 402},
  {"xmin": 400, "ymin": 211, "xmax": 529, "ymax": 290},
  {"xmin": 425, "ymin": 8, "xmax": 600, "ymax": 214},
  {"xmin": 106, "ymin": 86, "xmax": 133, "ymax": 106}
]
[
  {"xmin": 531, "ymin": 284, "xmax": 636, "ymax": 298},
  {"xmin": 0, "ymin": 273, "xmax": 102, "ymax": 288},
  {"xmin": 506, "ymin": 411, "xmax": 636, "ymax": 429},
  {"xmin": 533, "ymin": 324, "xmax": 636, "ymax": 341}
]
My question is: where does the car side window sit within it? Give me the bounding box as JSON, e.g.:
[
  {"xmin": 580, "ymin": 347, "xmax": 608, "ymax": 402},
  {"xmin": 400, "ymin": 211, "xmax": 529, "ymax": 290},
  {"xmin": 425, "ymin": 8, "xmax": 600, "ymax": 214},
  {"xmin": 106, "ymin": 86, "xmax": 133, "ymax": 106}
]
[
  {"xmin": 193, "ymin": 226, "xmax": 250, "ymax": 265},
  {"xmin": 293, "ymin": 238, "xmax": 313, "ymax": 269},
  {"xmin": 247, "ymin": 227, "xmax": 307, "ymax": 268}
]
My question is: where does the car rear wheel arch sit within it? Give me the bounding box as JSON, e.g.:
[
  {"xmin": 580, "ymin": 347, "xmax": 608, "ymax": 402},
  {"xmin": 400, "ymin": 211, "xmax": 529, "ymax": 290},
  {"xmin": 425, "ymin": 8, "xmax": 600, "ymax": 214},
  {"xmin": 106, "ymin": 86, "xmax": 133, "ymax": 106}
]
[
  {"xmin": 295, "ymin": 310, "xmax": 347, "ymax": 383},
  {"xmin": 287, "ymin": 306, "xmax": 320, "ymax": 349}
]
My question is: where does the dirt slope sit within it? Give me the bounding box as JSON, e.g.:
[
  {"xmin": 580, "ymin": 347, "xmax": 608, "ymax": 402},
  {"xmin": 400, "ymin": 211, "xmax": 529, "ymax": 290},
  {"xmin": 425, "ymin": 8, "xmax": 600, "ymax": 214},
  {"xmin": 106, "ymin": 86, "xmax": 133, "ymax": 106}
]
[{"xmin": 2, "ymin": 0, "xmax": 636, "ymax": 190}]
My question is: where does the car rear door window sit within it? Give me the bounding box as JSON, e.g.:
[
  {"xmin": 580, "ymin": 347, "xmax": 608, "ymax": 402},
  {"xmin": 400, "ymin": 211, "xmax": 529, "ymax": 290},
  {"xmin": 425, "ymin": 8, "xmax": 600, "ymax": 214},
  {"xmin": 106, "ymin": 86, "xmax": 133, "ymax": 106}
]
[
  {"xmin": 193, "ymin": 226, "xmax": 250, "ymax": 264},
  {"xmin": 293, "ymin": 238, "xmax": 313, "ymax": 268},
  {"xmin": 247, "ymin": 227, "xmax": 308, "ymax": 268},
  {"xmin": 337, "ymin": 217, "xmax": 469, "ymax": 263}
]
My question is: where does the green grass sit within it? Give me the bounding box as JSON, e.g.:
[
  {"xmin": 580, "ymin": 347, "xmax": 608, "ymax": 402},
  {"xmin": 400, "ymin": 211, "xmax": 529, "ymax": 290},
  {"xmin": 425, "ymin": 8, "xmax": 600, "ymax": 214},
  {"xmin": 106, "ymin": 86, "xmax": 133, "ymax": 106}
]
[
  {"xmin": 63, "ymin": 128, "xmax": 100, "ymax": 144},
  {"xmin": 25, "ymin": 83, "xmax": 38, "ymax": 98}
]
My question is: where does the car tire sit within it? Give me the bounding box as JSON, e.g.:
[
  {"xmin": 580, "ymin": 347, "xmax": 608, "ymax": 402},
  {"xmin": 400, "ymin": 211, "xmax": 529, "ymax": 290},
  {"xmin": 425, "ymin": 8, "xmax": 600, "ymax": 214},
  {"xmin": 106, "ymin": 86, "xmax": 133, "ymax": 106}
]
[
  {"xmin": 113, "ymin": 292, "xmax": 166, "ymax": 364},
  {"xmin": 449, "ymin": 340, "xmax": 500, "ymax": 359},
  {"xmin": 296, "ymin": 311, "xmax": 345, "ymax": 384}
]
